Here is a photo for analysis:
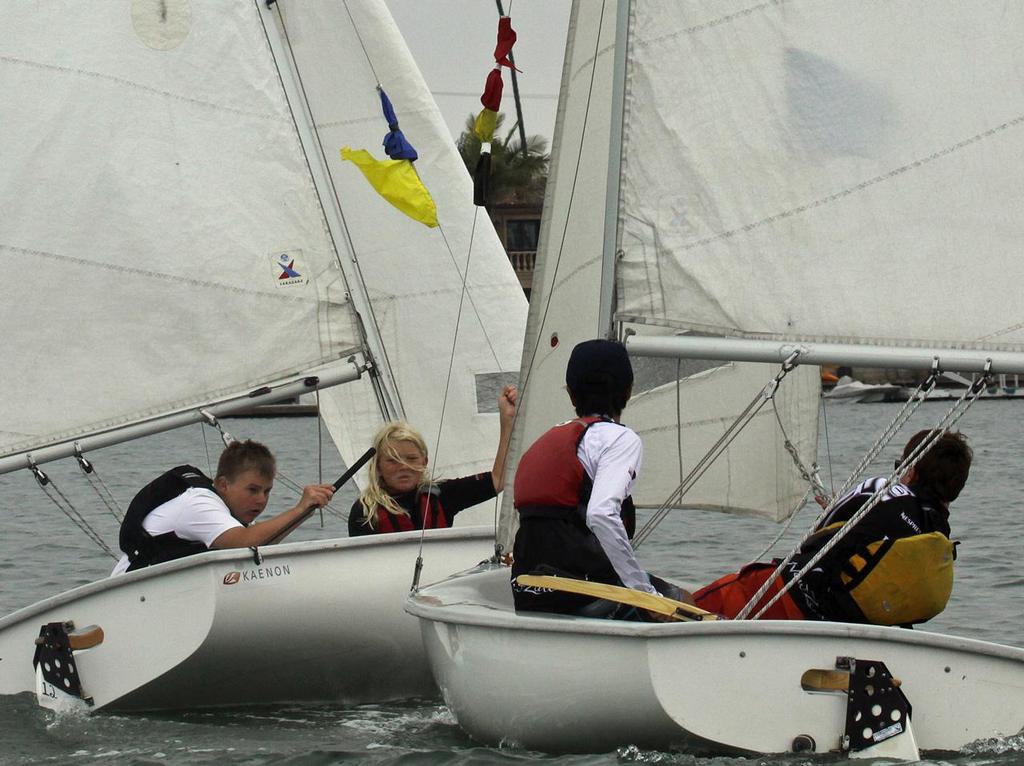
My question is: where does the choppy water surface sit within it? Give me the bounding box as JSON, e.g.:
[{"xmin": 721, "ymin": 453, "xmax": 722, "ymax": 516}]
[{"xmin": 0, "ymin": 403, "xmax": 1022, "ymax": 765}]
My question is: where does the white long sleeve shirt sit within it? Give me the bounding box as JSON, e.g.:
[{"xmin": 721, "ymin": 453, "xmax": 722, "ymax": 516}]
[{"xmin": 577, "ymin": 420, "xmax": 656, "ymax": 594}]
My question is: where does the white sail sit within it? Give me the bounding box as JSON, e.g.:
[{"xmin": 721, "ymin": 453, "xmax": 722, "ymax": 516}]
[
  {"xmin": 0, "ymin": 1, "xmax": 362, "ymax": 460},
  {"xmin": 618, "ymin": 1, "xmax": 1024, "ymax": 351},
  {"xmin": 272, "ymin": 1, "xmax": 527, "ymax": 495},
  {"xmin": 500, "ymin": 2, "xmax": 817, "ymax": 540}
]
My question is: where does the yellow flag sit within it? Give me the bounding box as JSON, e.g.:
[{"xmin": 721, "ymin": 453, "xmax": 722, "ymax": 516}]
[
  {"xmin": 474, "ymin": 108, "xmax": 498, "ymax": 142},
  {"xmin": 340, "ymin": 147, "xmax": 439, "ymax": 228}
]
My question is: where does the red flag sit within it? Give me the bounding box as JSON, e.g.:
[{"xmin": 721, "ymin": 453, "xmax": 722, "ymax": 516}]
[
  {"xmin": 480, "ymin": 68, "xmax": 503, "ymax": 112},
  {"xmin": 474, "ymin": 15, "xmax": 521, "ymax": 207},
  {"xmin": 493, "ymin": 16, "xmax": 519, "ymax": 70}
]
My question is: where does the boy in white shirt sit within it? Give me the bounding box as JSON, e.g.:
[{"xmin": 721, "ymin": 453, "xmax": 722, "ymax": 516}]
[{"xmin": 112, "ymin": 440, "xmax": 333, "ymax": 575}]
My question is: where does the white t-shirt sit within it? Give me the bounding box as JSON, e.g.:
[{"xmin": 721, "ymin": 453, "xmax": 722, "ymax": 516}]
[
  {"xmin": 577, "ymin": 420, "xmax": 656, "ymax": 594},
  {"xmin": 110, "ymin": 487, "xmax": 242, "ymax": 576}
]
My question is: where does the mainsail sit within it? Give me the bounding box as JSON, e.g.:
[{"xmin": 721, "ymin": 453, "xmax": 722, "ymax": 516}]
[
  {"xmin": 0, "ymin": 0, "xmax": 528, "ymax": 496},
  {"xmin": 614, "ymin": 0, "xmax": 1024, "ymax": 514},
  {"xmin": 618, "ymin": 1, "xmax": 1024, "ymax": 352},
  {"xmin": 0, "ymin": 2, "xmax": 362, "ymax": 461}
]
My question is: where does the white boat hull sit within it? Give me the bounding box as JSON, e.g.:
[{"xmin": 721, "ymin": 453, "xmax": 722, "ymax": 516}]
[
  {"xmin": 0, "ymin": 527, "xmax": 493, "ymax": 711},
  {"xmin": 823, "ymin": 380, "xmax": 905, "ymax": 403},
  {"xmin": 407, "ymin": 565, "xmax": 1024, "ymax": 755}
]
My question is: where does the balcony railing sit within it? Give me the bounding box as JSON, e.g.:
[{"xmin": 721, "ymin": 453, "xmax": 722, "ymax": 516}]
[{"xmin": 507, "ymin": 250, "xmax": 536, "ymax": 273}]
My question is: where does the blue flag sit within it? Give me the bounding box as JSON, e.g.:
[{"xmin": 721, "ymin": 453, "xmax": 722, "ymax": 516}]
[{"xmin": 379, "ymin": 88, "xmax": 418, "ymax": 161}]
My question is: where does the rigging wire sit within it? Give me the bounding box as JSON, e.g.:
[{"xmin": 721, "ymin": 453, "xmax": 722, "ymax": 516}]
[
  {"xmin": 742, "ymin": 395, "xmax": 828, "ymax": 564},
  {"xmin": 200, "ymin": 417, "xmax": 346, "ymax": 521},
  {"xmin": 264, "ymin": 3, "xmax": 499, "ymax": 568},
  {"xmin": 28, "ymin": 459, "xmax": 117, "ymax": 559},
  {"xmin": 201, "ymin": 421, "xmax": 214, "ymax": 478},
  {"xmin": 337, "ymin": 1, "xmax": 532, "ymax": 579},
  {"xmin": 74, "ymin": 448, "xmax": 125, "ymax": 523},
  {"xmin": 748, "ymin": 366, "xmax": 940, "ymax": 565},
  {"xmin": 340, "ymin": 0, "xmax": 507, "ymax": 375},
  {"xmin": 412, "ymin": 210, "xmax": 480, "ymax": 590},
  {"xmin": 675, "ymin": 359, "xmax": 684, "ymax": 488},
  {"xmin": 772, "ymin": 396, "xmax": 828, "ymax": 505},
  {"xmin": 339, "ymin": 0, "xmax": 510, "ymax": 390},
  {"xmin": 829, "ymin": 365, "xmax": 940, "ymax": 504},
  {"xmin": 316, "ymin": 388, "xmax": 325, "ymax": 526}
]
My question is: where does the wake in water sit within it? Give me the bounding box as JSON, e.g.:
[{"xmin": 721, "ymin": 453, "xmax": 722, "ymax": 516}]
[{"xmin": 1, "ymin": 690, "xmax": 1023, "ymax": 766}]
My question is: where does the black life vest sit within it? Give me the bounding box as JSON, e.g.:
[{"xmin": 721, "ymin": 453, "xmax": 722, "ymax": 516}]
[
  {"xmin": 372, "ymin": 487, "xmax": 449, "ymax": 533},
  {"xmin": 789, "ymin": 480, "xmax": 955, "ymax": 624},
  {"xmin": 511, "ymin": 417, "xmax": 636, "ymax": 613},
  {"xmin": 119, "ymin": 465, "xmax": 218, "ymax": 572}
]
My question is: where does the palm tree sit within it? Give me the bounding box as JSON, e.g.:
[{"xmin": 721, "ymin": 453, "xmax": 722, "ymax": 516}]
[{"xmin": 457, "ymin": 112, "xmax": 549, "ymax": 207}]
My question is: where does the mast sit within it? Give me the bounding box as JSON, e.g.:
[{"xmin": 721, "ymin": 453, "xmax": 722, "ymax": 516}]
[{"xmin": 597, "ymin": 0, "xmax": 630, "ymax": 339}]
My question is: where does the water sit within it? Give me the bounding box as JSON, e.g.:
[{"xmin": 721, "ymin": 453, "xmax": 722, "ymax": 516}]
[{"xmin": 1, "ymin": 403, "xmax": 1022, "ymax": 765}]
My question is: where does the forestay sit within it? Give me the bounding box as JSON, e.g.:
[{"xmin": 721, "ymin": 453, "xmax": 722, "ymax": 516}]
[
  {"xmin": 274, "ymin": 2, "xmax": 527, "ymax": 492},
  {"xmin": 0, "ymin": 3, "xmax": 362, "ymax": 460}
]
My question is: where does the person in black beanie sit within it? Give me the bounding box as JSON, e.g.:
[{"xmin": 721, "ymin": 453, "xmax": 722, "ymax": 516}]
[{"xmin": 510, "ymin": 339, "xmax": 690, "ymax": 618}]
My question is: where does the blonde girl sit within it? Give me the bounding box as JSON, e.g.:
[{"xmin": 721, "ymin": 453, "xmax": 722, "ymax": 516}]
[{"xmin": 347, "ymin": 386, "xmax": 518, "ymax": 536}]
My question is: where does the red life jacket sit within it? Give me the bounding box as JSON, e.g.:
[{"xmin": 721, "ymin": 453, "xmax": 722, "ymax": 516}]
[
  {"xmin": 514, "ymin": 416, "xmax": 607, "ymax": 510},
  {"xmin": 373, "ymin": 489, "xmax": 449, "ymax": 533},
  {"xmin": 693, "ymin": 562, "xmax": 805, "ymax": 620},
  {"xmin": 511, "ymin": 417, "xmax": 637, "ymax": 613}
]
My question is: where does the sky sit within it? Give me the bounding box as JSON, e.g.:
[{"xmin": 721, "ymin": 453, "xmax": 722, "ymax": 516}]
[{"xmin": 384, "ymin": 0, "xmax": 571, "ymax": 144}]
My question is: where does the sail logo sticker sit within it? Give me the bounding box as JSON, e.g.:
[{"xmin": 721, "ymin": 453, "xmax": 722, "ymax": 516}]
[
  {"xmin": 271, "ymin": 250, "xmax": 308, "ymax": 288},
  {"xmin": 223, "ymin": 571, "xmax": 241, "ymax": 585}
]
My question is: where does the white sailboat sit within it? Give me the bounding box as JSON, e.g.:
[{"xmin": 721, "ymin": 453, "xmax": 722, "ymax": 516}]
[
  {"xmin": 0, "ymin": 1, "xmax": 525, "ymax": 711},
  {"xmin": 407, "ymin": 0, "xmax": 1024, "ymax": 756}
]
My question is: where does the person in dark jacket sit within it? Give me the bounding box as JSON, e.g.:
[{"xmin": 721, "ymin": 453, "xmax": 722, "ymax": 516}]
[{"xmin": 693, "ymin": 429, "xmax": 972, "ymax": 625}]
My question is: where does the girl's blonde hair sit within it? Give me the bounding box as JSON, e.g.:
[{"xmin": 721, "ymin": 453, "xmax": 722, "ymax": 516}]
[{"xmin": 358, "ymin": 421, "xmax": 430, "ymax": 529}]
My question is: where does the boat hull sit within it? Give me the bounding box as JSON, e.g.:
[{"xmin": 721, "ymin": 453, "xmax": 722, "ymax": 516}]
[
  {"xmin": 0, "ymin": 527, "xmax": 494, "ymax": 711},
  {"xmin": 407, "ymin": 566, "xmax": 1024, "ymax": 755}
]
